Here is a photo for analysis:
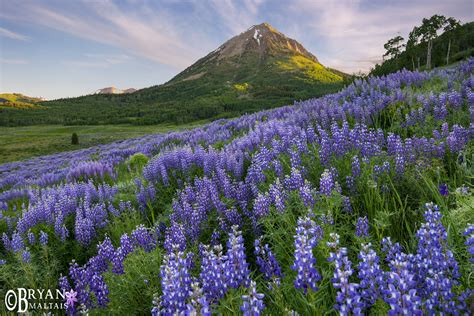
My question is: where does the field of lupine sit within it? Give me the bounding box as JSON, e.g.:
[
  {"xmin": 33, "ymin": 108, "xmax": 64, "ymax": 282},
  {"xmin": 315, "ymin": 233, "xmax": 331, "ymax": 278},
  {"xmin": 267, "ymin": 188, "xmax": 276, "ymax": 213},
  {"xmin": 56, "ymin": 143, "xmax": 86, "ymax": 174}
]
[{"xmin": 1, "ymin": 59, "xmax": 473, "ymax": 315}]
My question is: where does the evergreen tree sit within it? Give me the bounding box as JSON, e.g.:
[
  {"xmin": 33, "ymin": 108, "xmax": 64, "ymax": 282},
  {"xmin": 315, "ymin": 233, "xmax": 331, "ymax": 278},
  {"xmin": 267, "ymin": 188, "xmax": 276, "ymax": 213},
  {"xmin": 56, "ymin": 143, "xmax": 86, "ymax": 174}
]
[{"xmin": 71, "ymin": 133, "xmax": 79, "ymax": 145}]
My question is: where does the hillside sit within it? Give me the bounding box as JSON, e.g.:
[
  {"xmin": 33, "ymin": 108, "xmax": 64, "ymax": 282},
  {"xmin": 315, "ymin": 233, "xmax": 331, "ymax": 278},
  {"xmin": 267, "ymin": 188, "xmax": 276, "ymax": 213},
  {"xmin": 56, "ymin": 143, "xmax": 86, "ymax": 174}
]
[
  {"xmin": 0, "ymin": 93, "xmax": 43, "ymax": 109},
  {"xmin": 0, "ymin": 23, "xmax": 348, "ymax": 126},
  {"xmin": 0, "ymin": 60, "xmax": 472, "ymax": 315},
  {"xmin": 371, "ymin": 21, "xmax": 474, "ymax": 76}
]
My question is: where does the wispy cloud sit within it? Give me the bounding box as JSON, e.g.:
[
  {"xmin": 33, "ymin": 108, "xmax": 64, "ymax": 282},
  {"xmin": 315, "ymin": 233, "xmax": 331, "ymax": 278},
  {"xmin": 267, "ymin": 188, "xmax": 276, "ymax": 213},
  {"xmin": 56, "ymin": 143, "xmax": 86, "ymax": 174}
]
[
  {"xmin": 0, "ymin": 0, "xmax": 471, "ymax": 77},
  {"xmin": 206, "ymin": 0, "xmax": 265, "ymax": 35},
  {"xmin": 0, "ymin": 26, "xmax": 29, "ymax": 41},
  {"xmin": 1, "ymin": 1, "xmax": 201, "ymax": 69},
  {"xmin": 0, "ymin": 58, "xmax": 29, "ymax": 65},
  {"xmin": 63, "ymin": 54, "xmax": 132, "ymax": 68},
  {"xmin": 289, "ymin": 0, "xmax": 473, "ymax": 73}
]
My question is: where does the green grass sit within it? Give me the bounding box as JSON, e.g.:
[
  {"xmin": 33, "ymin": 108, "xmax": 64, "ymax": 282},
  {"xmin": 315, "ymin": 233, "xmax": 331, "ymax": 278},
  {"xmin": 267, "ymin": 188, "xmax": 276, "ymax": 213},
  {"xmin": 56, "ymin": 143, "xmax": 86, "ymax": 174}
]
[{"xmin": 0, "ymin": 121, "xmax": 207, "ymax": 164}]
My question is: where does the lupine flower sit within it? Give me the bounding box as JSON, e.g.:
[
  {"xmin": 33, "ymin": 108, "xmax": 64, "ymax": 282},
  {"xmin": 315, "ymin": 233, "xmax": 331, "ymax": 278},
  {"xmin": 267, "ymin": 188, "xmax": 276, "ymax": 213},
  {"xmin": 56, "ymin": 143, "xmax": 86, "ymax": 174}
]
[
  {"xmin": 357, "ymin": 243, "xmax": 383, "ymax": 308},
  {"xmin": 89, "ymin": 274, "xmax": 109, "ymax": 307},
  {"xmin": 158, "ymin": 245, "xmax": 193, "ymax": 314},
  {"xmin": 22, "ymin": 249, "xmax": 31, "ymax": 263},
  {"xmin": 327, "ymin": 233, "xmax": 363, "ymax": 315},
  {"xmin": 240, "ymin": 280, "xmax": 265, "ymax": 316},
  {"xmin": 39, "ymin": 231, "xmax": 48, "ymax": 246},
  {"xmin": 464, "ymin": 224, "xmax": 474, "ymax": 263},
  {"xmin": 291, "ymin": 217, "xmax": 322, "ymax": 293},
  {"xmin": 299, "ymin": 180, "xmax": 315, "ymax": 208},
  {"xmin": 320, "ymin": 169, "xmax": 335, "ymax": 196},
  {"xmin": 346, "ymin": 175, "xmax": 355, "ymax": 192},
  {"xmin": 412, "ymin": 204, "xmax": 460, "ymax": 313},
  {"xmin": 254, "ymin": 238, "xmax": 282, "ymax": 285},
  {"xmin": 226, "ymin": 226, "xmax": 250, "ymax": 288},
  {"xmin": 455, "ymin": 185, "xmax": 469, "ymax": 195},
  {"xmin": 2, "ymin": 233, "xmax": 10, "ymax": 252},
  {"xmin": 253, "ymin": 193, "xmax": 270, "ymax": 219},
  {"xmin": 351, "ymin": 156, "xmax": 361, "ymax": 177},
  {"xmin": 438, "ymin": 184, "xmax": 449, "ymax": 196},
  {"xmin": 269, "ymin": 178, "xmax": 286, "ymax": 213},
  {"xmin": 342, "ymin": 196, "xmax": 353, "ymax": 213},
  {"xmin": 200, "ymin": 244, "xmax": 228, "ymax": 302},
  {"xmin": 381, "ymin": 237, "xmax": 402, "ymax": 264},
  {"xmin": 355, "ymin": 217, "xmax": 369, "ymax": 237},
  {"xmin": 383, "ymin": 253, "xmax": 422, "ymax": 315},
  {"xmin": 132, "ymin": 224, "xmax": 156, "ymax": 252},
  {"xmin": 186, "ymin": 282, "xmax": 211, "ymax": 316},
  {"xmin": 285, "ymin": 167, "xmax": 304, "ymax": 191},
  {"xmin": 11, "ymin": 232, "xmax": 24, "ymax": 253},
  {"xmin": 27, "ymin": 231, "xmax": 35, "ymax": 245}
]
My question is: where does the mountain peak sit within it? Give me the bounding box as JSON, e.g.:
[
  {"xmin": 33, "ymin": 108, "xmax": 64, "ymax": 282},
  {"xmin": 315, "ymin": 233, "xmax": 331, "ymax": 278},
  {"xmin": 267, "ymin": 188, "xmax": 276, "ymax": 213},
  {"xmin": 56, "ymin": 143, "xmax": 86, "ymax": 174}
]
[
  {"xmin": 249, "ymin": 22, "xmax": 278, "ymax": 32},
  {"xmin": 167, "ymin": 23, "xmax": 344, "ymax": 86}
]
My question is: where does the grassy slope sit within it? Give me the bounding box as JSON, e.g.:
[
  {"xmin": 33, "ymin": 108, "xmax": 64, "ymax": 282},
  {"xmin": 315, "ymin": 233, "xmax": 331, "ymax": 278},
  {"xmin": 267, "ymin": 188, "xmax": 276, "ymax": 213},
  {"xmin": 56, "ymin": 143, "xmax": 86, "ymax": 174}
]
[
  {"xmin": 0, "ymin": 64, "xmax": 472, "ymax": 315},
  {"xmin": 106, "ymin": 66, "xmax": 474, "ymax": 314},
  {"xmin": 0, "ymin": 121, "xmax": 207, "ymax": 164}
]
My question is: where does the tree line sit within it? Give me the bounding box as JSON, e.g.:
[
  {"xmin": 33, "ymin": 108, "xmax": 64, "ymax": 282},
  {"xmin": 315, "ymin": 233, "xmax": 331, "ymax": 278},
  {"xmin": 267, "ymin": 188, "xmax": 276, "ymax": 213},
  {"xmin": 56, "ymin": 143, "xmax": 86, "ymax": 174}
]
[{"xmin": 372, "ymin": 15, "xmax": 473, "ymax": 76}]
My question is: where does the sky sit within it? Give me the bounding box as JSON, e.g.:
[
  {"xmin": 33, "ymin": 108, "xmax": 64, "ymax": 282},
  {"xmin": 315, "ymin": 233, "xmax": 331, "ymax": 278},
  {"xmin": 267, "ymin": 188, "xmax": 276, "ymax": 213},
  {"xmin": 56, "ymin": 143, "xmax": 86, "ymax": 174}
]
[{"xmin": 0, "ymin": 0, "xmax": 472, "ymax": 100}]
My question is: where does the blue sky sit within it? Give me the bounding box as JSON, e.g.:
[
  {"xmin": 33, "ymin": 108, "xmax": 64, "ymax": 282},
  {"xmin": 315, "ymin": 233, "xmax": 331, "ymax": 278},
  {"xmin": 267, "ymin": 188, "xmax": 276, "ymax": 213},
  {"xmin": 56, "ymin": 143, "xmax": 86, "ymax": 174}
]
[{"xmin": 0, "ymin": 0, "xmax": 472, "ymax": 100}]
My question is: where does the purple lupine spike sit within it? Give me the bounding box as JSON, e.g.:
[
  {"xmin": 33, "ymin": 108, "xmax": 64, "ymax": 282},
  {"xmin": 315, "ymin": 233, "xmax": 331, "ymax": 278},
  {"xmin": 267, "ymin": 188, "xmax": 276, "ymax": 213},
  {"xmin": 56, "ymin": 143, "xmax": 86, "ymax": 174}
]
[
  {"xmin": 357, "ymin": 243, "xmax": 383, "ymax": 309},
  {"xmin": 186, "ymin": 282, "xmax": 211, "ymax": 316},
  {"xmin": 27, "ymin": 231, "xmax": 35, "ymax": 245},
  {"xmin": 226, "ymin": 226, "xmax": 250, "ymax": 288},
  {"xmin": 383, "ymin": 253, "xmax": 422, "ymax": 315},
  {"xmin": 39, "ymin": 231, "xmax": 48, "ymax": 246},
  {"xmin": 320, "ymin": 169, "xmax": 335, "ymax": 196},
  {"xmin": 351, "ymin": 156, "xmax": 361, "ymax": 177},
  {"xmin": 291, "ymin": 216, "xmax": 322, "ymax": 293},
  {"xmin": 327, "ymin": 233, "xmax": 363, "ymax": 315},
  {"xmin": 158, "ymin": 245, "xmax": 193, "ymax": 314},
  {"xmin": 464, "ymin": 224, "xmax": 474, "ymax": 263},
  {"xmin": 411, "ymin": 203, "xmax": 461, "ymax": 313},
  {"xmin": 355, "ymin": 216, "xmax": 369, "ymax": 237},
  {"xmin": 200, "ymin": 244, "xmax": 228, "ymax": 302},
  {"xmin": 132, "ymin": 224, "xmax": 156, "ymax": 252},
  {"xmin": 253, "ymin": 193, "xmax": 270, "ymax": 219},
  {"xmin": 240, "ymin": 280, "xmax": 265, "ymax": 316},
  {"xmin": 254, "ymin": 238, "xmax": 282, "ymax": 285}
]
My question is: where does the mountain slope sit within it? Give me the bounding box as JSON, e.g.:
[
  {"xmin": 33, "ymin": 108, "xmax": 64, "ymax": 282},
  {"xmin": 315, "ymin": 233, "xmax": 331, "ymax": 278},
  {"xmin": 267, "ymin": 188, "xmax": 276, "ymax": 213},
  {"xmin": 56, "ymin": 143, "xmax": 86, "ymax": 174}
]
[
  {"xmin": 0, "ymin": 93, "xmax": 43, "ymax": 109},
  {"xmin": 0, "ymin": 23, "xmax": 348, "ymax": 126}
]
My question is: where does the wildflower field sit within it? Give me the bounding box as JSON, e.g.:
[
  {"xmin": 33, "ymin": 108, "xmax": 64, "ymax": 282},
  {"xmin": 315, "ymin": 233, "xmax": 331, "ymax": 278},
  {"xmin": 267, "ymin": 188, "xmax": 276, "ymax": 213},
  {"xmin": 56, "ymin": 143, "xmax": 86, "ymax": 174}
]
[{"xmin": 1, "ymin": 60, "xmax": 473, "ymax": 315}]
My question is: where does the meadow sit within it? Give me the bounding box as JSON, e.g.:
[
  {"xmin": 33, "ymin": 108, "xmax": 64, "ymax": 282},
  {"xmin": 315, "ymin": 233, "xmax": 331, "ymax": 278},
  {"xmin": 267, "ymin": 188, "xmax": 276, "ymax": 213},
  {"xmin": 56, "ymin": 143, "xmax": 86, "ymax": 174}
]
[
  {"xmin": 0, "ymin": 122, "xmax": 206, "ymax": 164},
  {"xmin": 0, "ymin": 60, "xmax": 473, "ymax": 315}
]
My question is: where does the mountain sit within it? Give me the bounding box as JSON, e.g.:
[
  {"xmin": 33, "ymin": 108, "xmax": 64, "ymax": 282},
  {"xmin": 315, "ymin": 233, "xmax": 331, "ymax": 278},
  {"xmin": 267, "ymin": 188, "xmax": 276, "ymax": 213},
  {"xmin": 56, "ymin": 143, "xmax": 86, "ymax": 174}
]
[
  {"xmin": 0, "ymin": 22, "xmax": 348, "ymax": 126},
  {"xmin": 0, "ymin": 93, "xmax": 44, "ymax": 109},
  {"xmin": 94, "ymin": 87, "xmax": 137, "ymax": 95},
  {"xmin": 167, "ymin": 23, "xmax": 342, "ymax": 86}
]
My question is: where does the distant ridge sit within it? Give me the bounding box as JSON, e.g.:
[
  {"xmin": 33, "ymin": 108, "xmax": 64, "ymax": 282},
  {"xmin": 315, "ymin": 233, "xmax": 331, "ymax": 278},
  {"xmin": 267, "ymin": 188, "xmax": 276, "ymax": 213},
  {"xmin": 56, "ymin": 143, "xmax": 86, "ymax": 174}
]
[{"xmin": 93, "ymin": 87, "xmax": 137, "ymax": 95}]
